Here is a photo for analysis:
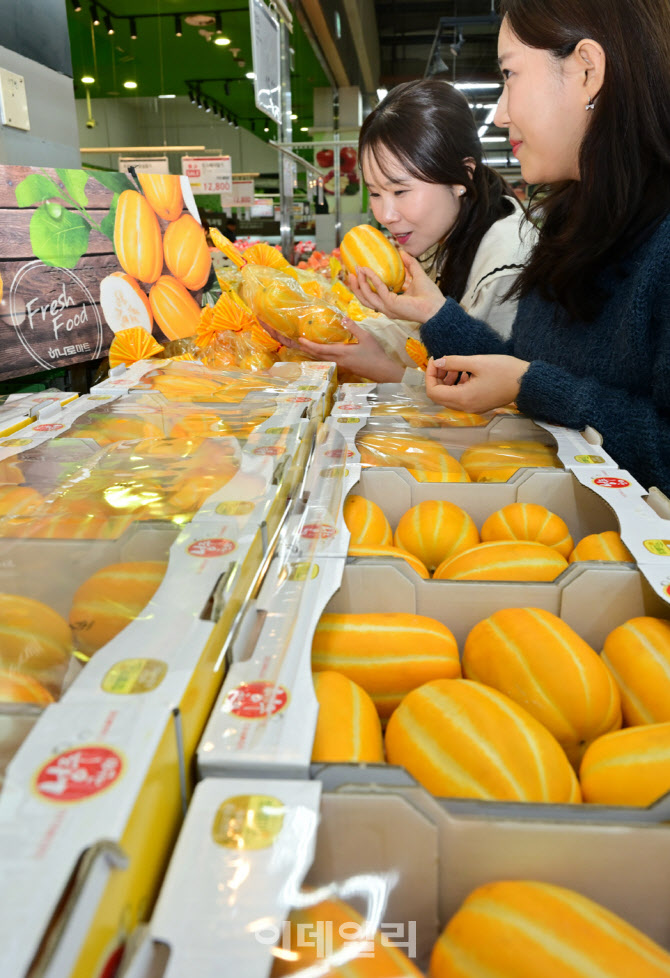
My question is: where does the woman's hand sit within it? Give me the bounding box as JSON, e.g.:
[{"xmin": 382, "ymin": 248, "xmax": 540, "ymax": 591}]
[
  {"xmin": 348, "ymin": 251, "xmax": 446, "ymax": 324},
  {"xmin": 425, "ymin": 354, "xmax": 530, "ymax": 413},
  {"xmin": 298, "ymin": 320, "xmax": 404, "ymax": 382}
]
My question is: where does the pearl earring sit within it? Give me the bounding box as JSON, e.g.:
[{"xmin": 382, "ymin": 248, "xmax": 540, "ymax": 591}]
[{"xmin": 459, "ymin": 189, "xmax": 466, "ymax": 196}]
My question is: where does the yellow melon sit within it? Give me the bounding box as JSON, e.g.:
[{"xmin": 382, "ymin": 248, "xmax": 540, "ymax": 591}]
[
  {"xmin": 347, "ymin": 544, "xmax": 430, "ymax": 579},
  {"xmin": 312, "ymin": 612, "xmax": 460, "ymax": 718},
  {"xmin": 394, "ymin": 500, "xmax": 479, "ymax": 574},
  {"xmin": 459, "ymin": 440, "xmax": 561, "ymax": 482},
  {"xmin": 580, "ymin": 722, "xmax": 670, "ymax": 806},
  {"xmin": 430, "ymin": 880, "xmax": 670, "ymax": 978},
  {"xmin": 340, "ymin": 224, "xmax": 405, "ymax": 293},
  {"xmin": 343, "ymin": 495, "xmax": 392, "ymax": 547},
  {"xmin": 463, "ymin": 607, "xmax": 622, "ymax": 766},
  {"xmin": 137, "ymin": 172, "xmax": 184, "ymax": 222},
  {"xmin": 569, "ymin": 530, "xmax": 634, "ymax": 563},
  {"xmin": 0, "ymin": 670, "xmax": 54, "ymax": 705},
  {"xmin": 480, "ymin": 502, "xmax": 574, "ymax": 557},
  {"xmin": 601, "ymin": 616, "xmax": 670, "ymax": 725},
  {"xmin": 162, "ymin": 213, "xmax": 212, "ymax": 291},
  {"xmin": 0, "ymin": 485, "xmax": 43, "ymax": 517},
  {"xmin": 114, "ymin": 189, "xmax": 164, "ymax": 284},
  {"xmin": 433, "ymin": 540, "xmax": 568, "ymax": 581},
  {"xmin": 270, "ymin": 895, "xmax": 424, "ymax": 976},
  {"xmin": 356, "ymin": 432, "xmax": 468, "ymax": 482},
  {"xmin": 0, "ymin": 594, "xmax": 72, "ymax": 692},
  {"xmin": 311, "ymin": 671, "xmax": 384, "ymax": 763},
  {"xmin": 385, "ymin": 678, "xmax": 581, "ymax": 802},
  {"xmin": 69, "ymin": 561, "xmax": 168, "ymax": 656}
]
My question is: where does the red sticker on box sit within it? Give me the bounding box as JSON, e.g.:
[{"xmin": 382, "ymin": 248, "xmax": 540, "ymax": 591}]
[
  {"xmin": 34, "ymin": 746, "xmax": 123, "ymax": 802},
  {"xmin": 32, "ymin": 423, "xmax": 65, "ymax": 433},
  {"xmin": 325, "ymin": 448, "xmax": 354, "ymax": 459},
  {"xmin": 301, "ymin": 522, "xmax": 336, "ymax": 540},
  {"xmin": 593, "ymin": 477, "xmax": 631, "ymax": 489},
  {"xmin": 253, "ymin": 446, "xmax": 285, "ymax": 456},
  {"xmin": 224, "ymin": 681, "xmax": 289, "ymax": 718},
  {"xmin": 187, "ymin": 538, "xmax": 236, "ymax": 557}
]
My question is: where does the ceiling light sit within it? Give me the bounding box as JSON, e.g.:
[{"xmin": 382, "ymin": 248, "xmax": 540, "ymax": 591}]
[
  {"xmin": 81, "ymin": 75, "xmax": 95, "ymax": 84},
  {"xmin": 158, "ymin": 94, "xmax": 176, "ymax": 99},
  {"xmin": 215, "ymin": 12, "xmax": 223, "ymax": 33},
  {"xmin": 376, "ymin": 87, "xmax": 388, "ymax": 101},
  {"xmin": 481, "ymin": 136, "xmax": 506, "ymax": 143},
  {"xmin": 91, "ymin": 4, "xmax": 100, "ymax": 26},
  {"xmin": 204, "ymin": 100, "xmax": 211, "ymax": 112},
  {"xmin": 450, "ymin": 31, "xmax": 465, "ymax": 57},
  {"xmin": 104, "ymin": 13, "xmax": 114, "ymax": 34},
  {"xmin": 214, "ymin": 36, "xmax": 231, "ymax": 46},
  {"xmin": 174, "ymin": 15, "xmax": 182, "ymax": 36},
  {"xmin": 300, "ymin": 126, "xmax": 308, "ymax": 132},
  {"xmin": 129, "ymin": 16, "xmax": 137, "ymax": 38},
  {"xmin": 245, "ymin": 72, "xmax": 256, "ymax": 80},
  {"xmin": 290, "ymin": 113, "xmax": 297, "ymax": 120},
  {"xmin": 70, "ymin": 0, "xmax": 82, "ymax": 12},
  {"xmin": 264, "ymin": 125, "xmax": 269, "ymax": 132},
  {"xmin": 123, "ymin": 80, "xmax": 137, "ymax": 89},
  {"xmin": 224, "ymin": 82, "xmax": 230, "ymax": 96}
]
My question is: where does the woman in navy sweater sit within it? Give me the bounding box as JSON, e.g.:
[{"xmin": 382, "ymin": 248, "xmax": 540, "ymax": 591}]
[{"xmin": 359, "ymin": 0, "xmax": 670, "ymax": 495}]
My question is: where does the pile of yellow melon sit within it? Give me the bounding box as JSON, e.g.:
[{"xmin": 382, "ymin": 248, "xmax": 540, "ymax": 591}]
[
  {"xmin": 270, "ymin": 882, "xmax": 670, "ymax": 977},
  {"xmin": 344, "ymin": 495, "xmax": 633, "ymax": 581}
]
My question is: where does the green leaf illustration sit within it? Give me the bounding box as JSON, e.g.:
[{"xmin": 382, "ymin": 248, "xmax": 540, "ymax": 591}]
[
  {"xmin": 30, "ymin": 204, "xmax": 91, "ymax": 268},
  {"xmin": 56, "ymin": 168, "xmax": 89, "ymax": 208},
  {"xmin": 15, "ymin": 174, "xmax": 62, "ymax": 208},
  {"xmin": 90, "ymin": 171, "xmax": 134, "ymax": 195},
  {"xmin": 100, "ymin": 192, "xmax": 119, "ymax": 243}
]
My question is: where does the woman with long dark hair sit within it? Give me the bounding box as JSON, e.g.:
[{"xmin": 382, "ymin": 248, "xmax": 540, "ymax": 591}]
[
  {"xmin": 410, "ymin": 0, "xmax": 670, "ymax": 494},
  {"xmin": 299, "ymin": 79, "xmax": 535, "ymax": 382}
]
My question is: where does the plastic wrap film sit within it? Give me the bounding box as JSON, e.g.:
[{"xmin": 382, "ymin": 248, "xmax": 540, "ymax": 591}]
[
  {"xmin": 240, "ymin": 265, "xmax": 357, "ymax": 344},
  {"xmin": 338, "ymin": 381, "xmax": 519, "ymax": 428},
  {"xmin": 0, "ymin": 704, "xmax": 41, "ymax": 786},
  {"xmin": 355, "ymin": 426, "xmax": 472, "ymax": 483},
  {"xmin": 129, "ymin": 359, "xmax": 294, "ymax": 405}
]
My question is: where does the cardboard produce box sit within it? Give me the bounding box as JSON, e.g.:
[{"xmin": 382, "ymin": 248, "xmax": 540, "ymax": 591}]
[{"xmin": 0, "ymin": 697, "xmax": 185, "ymax": 978}]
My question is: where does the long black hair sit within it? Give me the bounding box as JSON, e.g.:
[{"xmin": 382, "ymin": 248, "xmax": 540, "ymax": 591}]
[
  {"xmin": 358, "ymin": 78, "xmax": 516, "ymax": 303},
  {"xmin": 499, "ymin": 0, "xmax": 670, "ymax": 320}
]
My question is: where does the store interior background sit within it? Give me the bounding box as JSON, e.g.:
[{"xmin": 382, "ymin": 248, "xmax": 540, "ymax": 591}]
[{"xmin": 0, "ymin": 0, "xmax": 513, "ymax": 253}]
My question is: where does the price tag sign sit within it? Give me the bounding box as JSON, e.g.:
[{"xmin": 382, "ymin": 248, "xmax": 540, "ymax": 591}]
[
  {"xmin": 249, "ymin": 0, "xmax": 281, "ymax": 123},
  {"xmin": 232, "ymin": 179, "xmax": 255, "ymax": 207},
  {"xmin": 119, "ymin": 156, "xmax": 170, "ymax": 175},
  {"xmin": 181, "ymin": 156, "xmax": 233, "ymax": 199}
]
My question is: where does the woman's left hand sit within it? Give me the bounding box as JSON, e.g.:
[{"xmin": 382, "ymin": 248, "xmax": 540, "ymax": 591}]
[
  {"xmin": 298, "ymin": 320, "xmax": 405, "ymax": 382},
  {"xmin": 425, "ymin": 354, "xmax": 530, "ymax": 413}
]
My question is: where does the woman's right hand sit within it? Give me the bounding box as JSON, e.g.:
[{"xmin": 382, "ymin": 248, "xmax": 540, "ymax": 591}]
[{"xmin": 348, "ymin": 251, "xmax": 446, "ymax": 324}]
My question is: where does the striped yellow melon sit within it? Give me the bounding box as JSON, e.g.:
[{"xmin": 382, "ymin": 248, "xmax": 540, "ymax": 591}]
[
  {"xmin": 433, "ymin": 540, "xmax": 568, "ymax": 581},
  {"xmin": 394, "ymin": 500, "xmax": 479, "ymax": 574},
  {"xmin": 580, "ymin": 722, "xmax": 670, "ymax": 806},
  {"xmin": 601, "ymin": 616, "xmax": 670, "ymax": 725},
  {"xmin": 459, "ymin": 440, "xmax": 561, "ymax": 482},
  {"xmin": 311, "ymin": 671, "xmax": 384, "ymax": 763},
  {"xmin": 569, "ymin": 530, "xmax": 634, "ymax": 563},
  {"xmin": 347, "ymin": 544, "xmax": 430, "ymax": 579},
  {"xmin": 149, "ymin": 275, "xmax": 202, "ymax": 340},
  {"xmin": 114, "ymin": 189, "xmax": 164, "ymax": 284},
  {"xmin": 0, "ymin": 594, "xmax": 72, "ymax": 692},
  {"xmin": 480, "ymin": 502, "xmax": 573, "ymax": 557},
  {"xmin": 356, "ymin": 432, "xmax": 469, "ymax": 482},
  {"xmin": 343, "ymin": 494, "xmax": 392, "ymax": 546},
  {"xmin": 385, "ymin": 679, "xmax": 580, "ymax": 802},
  {"xmin": 270, "ymin": 895, "xmax": 424, "ymax": 976},
  {"xmin": 69, "ymin": 560, "xmax": 168, "ymax": 656},
  {"xmin": 312, "ymin": 613, "xmax": 460, "ymax": 718},
  {"xmin": 162, "ymin": 213, "xmax": 212, "ymax": 291},
  {"xmin": 430, "ymin": 880, "xmax": 670, "ymax": 978},
  {"xmin": 340, "ymin": 224, "xmax": 405, "ymax": 293},
  {"xmin": 463, "ymin": 608, "xmax": 622, "ymax": 766},
  {"xmin": 0, "ymin": 670, "xmax": 54, "ymax": 705},
  {"xmin": 137, "ymin": 172, "xmax": 184, "ymax": 222},
  {"xmin": 0, "ymin": 485, "xmax": 43, "ymax": 517}
]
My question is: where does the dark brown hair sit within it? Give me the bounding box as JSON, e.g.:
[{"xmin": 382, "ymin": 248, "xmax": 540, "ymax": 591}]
[
  {"xmin": 499, "ymin": 0, "xmax": 670, "ymax": 320},
  {"xmin": 358, "ymin": 79, "xmax": 516, "ymax": 302}
]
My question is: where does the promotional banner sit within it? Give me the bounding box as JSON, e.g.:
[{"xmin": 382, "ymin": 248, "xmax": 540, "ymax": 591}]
[{"xmin": 0, "ymin": 166, "xmax": 208, "ymax": 381}]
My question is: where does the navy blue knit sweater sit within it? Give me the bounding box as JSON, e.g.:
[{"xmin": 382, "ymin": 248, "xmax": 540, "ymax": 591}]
[{"xmin": 420, "ymin": 214, "xmax": 670, "ymax": 495}]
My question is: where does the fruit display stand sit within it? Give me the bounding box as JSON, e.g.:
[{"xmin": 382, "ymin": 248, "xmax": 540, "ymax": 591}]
[{"xmin": 0, "ymin": 696, "xmax": 186, "ymax": 978}]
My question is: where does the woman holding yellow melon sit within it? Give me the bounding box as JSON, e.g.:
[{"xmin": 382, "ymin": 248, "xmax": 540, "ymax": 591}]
[{"xmin": 298, "ymin": 79, "xmax": 534, "ymax": 382}]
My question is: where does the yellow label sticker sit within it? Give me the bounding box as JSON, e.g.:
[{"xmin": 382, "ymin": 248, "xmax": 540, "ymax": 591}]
[
  {"xmin": 289, "ymin": 561, "xmax": 319, "ymax": 581},
  {"xmin": 1, "ymin": 438, "xmax": 31, "ymax": 447},
  {"xmin": 265, "ymin": 426, "xmax": 293, "ymax": 436},
  {"xmin": 320, "ymin": 466, "xmax": 345, "ymax": 479},
  {"xmin": 643, "ymin": 539, "xmax": 670, "ymax": 556},
  {"xmin": 102, "ymin": 658, "xmax": 168, "ymax": 694},
  {"xmin": 212, "ymin": 794, "xmax": 285, "ymax": 849},
  {"xmin": 337, "ymin": 417, "xmax": 361, "ymax": 424},
  {"xmin": 216, "ymin": 500, "xmax": 256, "ymax": 516},
  {"xmin": 574, "ymin": 454, "xmax": 605, "ymax": 464},
  {"xmin": 296, "ymin": 385, "xmax": 318, "ymax": 391}
]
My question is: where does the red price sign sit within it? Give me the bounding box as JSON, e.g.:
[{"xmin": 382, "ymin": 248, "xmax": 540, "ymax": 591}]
[
  {"xmin": 301, "ymin": 522, "xmax": 336, "ymax": 540},
  {"xmin": 224, "ymin": 681, "xmax": 288, "ymax": 718},
  {"xmin": 593, "ymin": 477, "xmax": 631, "ymax": 489},
  {"xmin": 34, "ymin": 746, "xmax": 123, "ymax": 802},
  {"xmin": 187, "ymin": 538, "xmax": 236, "ymax": 558}
]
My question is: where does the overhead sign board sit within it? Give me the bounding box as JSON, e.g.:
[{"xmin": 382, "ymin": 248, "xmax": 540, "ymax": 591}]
[{"xmin": 249, "ymin": 0, "xmax": 281, "ymax": 123}]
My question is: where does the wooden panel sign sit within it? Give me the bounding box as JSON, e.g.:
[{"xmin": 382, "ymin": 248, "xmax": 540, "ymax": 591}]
[{"xmin": 0, "ymin": 166, "xmax": 209, "ymax": 381}]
